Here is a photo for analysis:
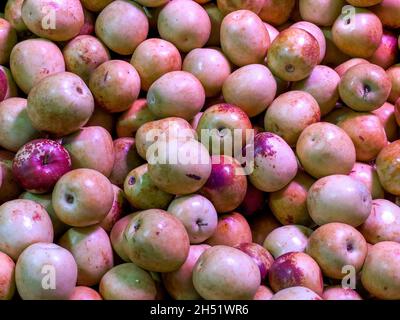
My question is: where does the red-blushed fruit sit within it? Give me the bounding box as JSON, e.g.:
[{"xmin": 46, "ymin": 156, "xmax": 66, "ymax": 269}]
[
  {"xmin": 271, "ymin": 286, "xmax": 322, "ymax": 300},
  {"xmin": 372, "ymin": 102, "xmax": 398, "ymax": 142},
  {"xmin": 376, "ymin": 140, "xmax": 400, "ymax": 195},
  {"xmin": 99, "ymin": 263, "xmax": 157, "ymax": 300},
  {"xmin": 217, "ymin": 0, "xmax": 264, "ymax": 15},
  {"xmin": 5, "ymin": 0, "xmax": 28, "ymax": 32},
  {"xmin": 162, "ymin": 244, "xmax": 210, "ymax": 300},
  {"xmin": 299, "ymin": 0, "xmax": 345, "ymax": 27},
  {"xmin": 349, "ymin": 162, "xmax": 384, "ymax": 200},
  {"xmin": 321, "ymin": 27, "xmax": 351, "ymax": 67},
  {"xmin": 371, "ymin": 0, "xmax": 400, "ymax": 29},
  {"xmin": 253, "ymin": 285, "xmax": 274, "ymax": 300},
  {"xmin": 0, "ymin": 251, "xmax": 15, "ymax": 300},
  {"xmin": 322, "ymin": 286, "xmax": 362, "ymax": 300},
  {"xmin": 239, "ymin": 183, "xmax": 265, "ymax": 217},
  {"xmin": 110, "ymin": 213, "xmax": 137, "ymax": 262},
  {"xmin": 386, "ymin": 64, "xmax": 400, "ymax": 104},
  {"xmin": 268, "ymin": 252, "xmax": 323, "ymax": 295},
  {"xmin": 335, "ymin": 58, "xmax": 370, "ymax": 78},
  {"xmin": 0, "ymin": 18, "xmax": 17, "ymax": 65},
  {"xmin": 78, "ymin": 8, "xmax": 95, "ymax": 36},
  {"xmin": 69, "ymin": 286, "xmax": 102, "ymax": 300},
  {"xmin": 206, "ymin": 212, "xmax": 252, "ymax": 247},
  {"xmin": 12, "ymin": 139, "xmax": 72, "ymax": 194},
  {"xmin": 235, "ymin": 242, "xmax": 274, "ymax": 282},
  {"xmin": 259, "ymin": 0, "xmax": 296, "ymax": 26},
  {"xmin": 368, "ymin": 30, "xmax": 398, "ymax": 69},
  {"xmin": 249, "ymin": 213, "xmax": 281, "ymax": 245},
  {"xmin": 193, "ymin": 245, "xmax": 261, "ymax": 300}
]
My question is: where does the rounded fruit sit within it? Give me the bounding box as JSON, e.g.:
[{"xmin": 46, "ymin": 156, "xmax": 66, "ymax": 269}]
[
  {"xmin": 253, "ymin": 285, "xmax": 274, "ymax": 300},
  {"xmin": 385, "ymin": 64, "xmax": 400, "ymax": 104},
  {"xmin": 5, "ymin": 0, "xmax": 28, "ymax": 32},
  {"xmin": 371, "ymin": 0, "xmax": 400, "ymax": 29},
  {"xmin": 349, "ymin": 162, "xmax": 384, "ymax": 200},
  {"xmin": 299, "ymin": 0, "xmax": 345, "ymax": 27},
  {"xmin": 271, "ymin": 286, "xmax": 322, "ymax": 300},
  {"xmin": 322, "ymin": 286, "xmax": 362, "ymax": 300},
  {"xmin": 376, "ymin": 140, "xmax": 400, "ymax": 196},
  {"xmin": 123, "ymin": 209, "xmax": 190, "ymax": 272},
  {"xmin": 110, "ymin": 213, "xmax": 137, "ymax": 262},
  {"xmin": 217, "ymin": 0, "xmax": 264, "ymax": 15},
  {"xmin": 0, "ymin": 18, "xmax": 17, "ymax": 65},
  {"xmin": 0, "ymin": 251, "xmax": 15, "ymax": 300},
  {"xmin": 192, "ymin": 245, "xmax": 261, "ymax": 300},
  {"xmin": 259, "ymin": 0, "xmax": 296, "ymax": 26},
  {"xmin": 69, "ymin": 286, "xmax": 102, "ymax": 300}
]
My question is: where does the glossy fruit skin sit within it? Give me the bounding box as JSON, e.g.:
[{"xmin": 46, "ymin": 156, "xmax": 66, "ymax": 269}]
[
  {"xmin": 110, "ymin": 213, "xmax": 137, "ymax": 262},
  {"xmin": 259, "ymin": 0, "xmax": 296, "ymax": 26},
  {"xmin": 339, "ymin": 63, "xmax": 391, "ymax": 112},
  {"xmin": 334, "ymin": 58, "xmax": 370, "ymax": 78},
  {"xmin": 220, "ymin": 10, "xmax": 270, "ymax": 67},
  {"xmin": 52, "ymin": 168, "xmax": 114, "ymax": 227},
  {"xmin": 299, "ymin": 0, "xmax": 345, "ymax": 27},
  {"xmin": 271, "ymin": 286, "xmax": 322, "ymax": 300},
  {"xmin": 0, "ymin": 66, "xmax": 18, "ymax": 103},
  {"xmin": 5, "ymin": 0, "xmax": 28, "ymax": 32},
  {"xmin": 124, "ymin": 164, "xmax": 174, "ymax": 210},
  {"xmin": 27, "ymin": 72, "xmax": 94, "ymax": 136},
  {"xmin": 269, "ymin": 171, "xmax": 315, "ymax": 227},
  {"xmin": 267, "ymin": 28, "xmax": 320, "ymax": 82},
  {"xmin": 131, "ymin": 38, "xmax": 182, "ymax": 92},
  {"xmin": 249, "ymin": 132, "xmax": 298, "ymax": 192},
  {"xmin": 376, "ymin": 140, "xmax": 400, "ymax": 195},
  {"xmin": 15, "ymin": 242, "xmax": 77, "ymax": 300},
  {"xmin": 307, "ymin": 175, "xmax": 372, "ymax": 227},
  {"xmin": 222, "ymin": 64, "xmax": 276, "ymax": 117},
  {"xmin": 21, "ymin": 0, "xmax": 84, "ymax": 41},
  {"xmin": 0, "ymin": 18, "xmax": 17, "ymax": 65},
  {"xmin": 96, "ymin": 184, "xmax": 126, "ymax": 233},
  {"xmin": 10, "ymin": 39, "xmax": 65, "ymax": 94},
  {"xmin": 95, "ymin": 0, "xmax": 149, "ymax": 55},
  {"xmin": 162, "ymin": 244, "xmax": 210, "ymax": 300},
  {"xmin": 0, "ymin": 199, "xmax": 54, "ymax": 260},
  {"xmin": 59, "ymin": 226, "xmax": 113, "ymax": 286},
  {"xmin": 0, "ymin": 251, "xmax": 16, "ymax": 300},
  {"xmin": 12, "ymin": 139, "xmax": 72, "ymax": 194},
  {"xmin": 369, "ymin": 30, "xmax": 398, "ymax": 69},
  {"xmin": 359, "ymin": 199, "xmax": 400, "ymax": 244},
  {"xmin": 306, "ymin": 223, "xmax": 368, "ymax": 279},
  {"xmin": 332, "ymin": 7, "xmax": 383, "ymax": 58},
  {"xmin": 361, "ymin": 241, "xmax": 400, "ymax": 300},
  {"xmin": 296, "ymin": 122, "xmax": 356, "ymax": 178},
  {"xmin": 0, "ymin": 98, "xmax": 40, "ymax": 152},
  {"xmin": 199, "ymin": 155, "xmax": 247, "ymax": 213},
  {"xmin": 264, "ymin": 91, "xmax": 321, "ymax": 146},
  {"xmin": 372, "ymin": 102, "xmax": 398, "ymax": 142},
  {"xmin": 206, "ymin": 212, "xmax": 252, "ymax": 247},
  {"xmin": 157, "ymin": 0, "xmax": 211, "ymax": 53},
  {"xmin": 168, "ymin": 195, "xmax": 218, "ymax": 244},
  {"xmin": 99, "ymin": 263, "xmax": 157, "ymax": 300},
  {"xmin": 123, "ymin": 209, "xmax": 190, "ymax": 273},
  {"xmin": 322, "ymin": 27, "xmax": 351, "ymax": 67},
  {"xmin": 349, "ymin": 162, "xmax": 384, "ymax": 199},
  {"xmin": 69, "ymin": 286, "xmax": 102, "ymax": 300},
  {"xmin": 192, "ymin": 245, "xmax": 261, "ymax": 300},
  {"xmin": 61, "ymin": 126, "xmax": 115, "ymax": 177},
  {"xmin": 235, "ymin": 242, "xmax": 274, "ymax": 282},
  {"xmin": 263, "ymin": 225, "xmax": 313, "ymax": 259}
]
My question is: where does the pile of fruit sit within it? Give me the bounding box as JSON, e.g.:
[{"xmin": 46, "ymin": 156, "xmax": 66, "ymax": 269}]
[{"xmin": 1, "ymin": 0, "xmax": 400, "ymax": 301}]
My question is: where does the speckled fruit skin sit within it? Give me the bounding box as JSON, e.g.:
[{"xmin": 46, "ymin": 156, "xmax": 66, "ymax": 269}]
[
  {"xmin": 222, "ymin": 64, "xmax": 276, "ymax": 117},
  {"xmin": 110, "ymin": 213, "xmax": 137, "ymax": 262},
  {"xmin": 52, "ymin": 168, "xmax": 114, "ymax": 227},
  {"xmin": 157, "ymin": 0, "xmax": 211, "ymax": 53},
  {"xmin": 235, "ymin": 242, "xmax": 274, "ymax": 282},
  {"xmin": 205, "ymin": 211, "xmax": 252, "ymax": 246},
  {"xmin": 63, "ymin": 35, "xmax": 110, "ymax": 84},
  {"xmin": 27, "ymin": 72, "xmax": 94, "ymax": 136},
  {"xmin": 5, "ymin": 0, "xmax": 28, "ymax": 32},
  {"xmin": 339, "ymin": 64, "xmax": 391, "ymax": 112},
  {"xmin": 80, "ymin": 0, "xmax": 114, "ymax": 12},
  {"xmin": 271, "ymin": 286, "xmax": 322, "ymax": 300},
  {"xmin": 192, "ymin": 245, "xmax": 261, "ymax": 300},
  {"xmin": 69, "ymin": 286, "xmax": 102, "ymax": 300},
  {"xmin": 268, "ymin": 252, "xmax": 323, "ymax": 295},
  {"xmin": 59, "ymin": 226, "xmax": 113, "ymax": 286},
  {"xmin": 253, "ymin": 285, "xmax": 274, "ymax": 300},
  {"xmin": 109, "ymin": 137, "xmax": 143, "ymax": 187},
  {"xmin": 332, "ymin": 7, "xmax": 382, "ymax": 58},
  {"xmin": 296, "ymin": 122, "xmax": 356, "ymax": 178},
  {"xmin": 371, "ymin": 0, "xmax": 400, "ymax": 29},
  {"xmin": 96, "ymin": 185, "xmax": 126, "ymax": 233},
  {"xmin": 291, "ymin": 65, "xmax": 340, "ymax": 116},
  {"xmin": 306, "ymin": 222, "xmax": 368, "ymax": 279},
  {"xmin": 61, "ymin": 126, "xmax": 114, "ymax": 177},
  {"xmin": 123, "ymin": 209, "xmax": 190, "ymax": 272},
  {"xmin": 220, "ymin": 10, "xmax": 269, "ymax": 67},
  {"xmin": 263, "ymin": 225, "xmax": 313, "ymax": 259},
  {"xmin": 307, "ymin": 175, "xmax": 372, "ymax": 227},
  {"xmin": 147, "ymin": 71, "xmax": 205, "ymax": 121},
  {"xmin": 21, "ymin": 0, "xmax": 84, "ymax": 41},
  {"xmin": 95, "ymin": 0, "xmax": 149, "ymax": 55},
  {"xmin": 322, "ymin": 286, "xmax": 362, "ymax": 300},
  {"xmin": 0, "ymin": 18, "xmax": 17, "ymax": 66},
  {"xmin": 10, "ymin": 39, "xmax": 65, "ymax": 94},
  {"xmin": 259, "ymin": 0, "xmax": 295, "ymax": 26},
  {"xmin": 349, "ymin": 162, "xmax": 384, "ymax": 199},
  {"xmin": 0, "ymin": 251, "xmax": 15, "ymax": 300},
  {"xmin": 269, "ymin": 171, "xmax": 315, "ymax": 227},
  {"xmin": 117, "ymin": 99, "xmax": 158, "ymax": 138},
  {"xmin": 361, "ymin": 241, "xmax": 400, "ymax": 300},
  {"xmin": 15, "ymin": 242, "xmax": 77, "ymax": 300},
  {"xmin": 147, "ymin": 139, "xmax": 212, "ymax": 195},
  {"xmin": 183, "ymin": 48, "xmax": 231, "ymax": 98},
  {"xmin": 12, "ymin": 139, "xmax": 72, "ymax": 194},
  {"xmin": 135, "ymin": 117, "xmax": 195, "ymax": 160},
  {"xmin": 376, "ymin": 140, "xmax": 400, "ymax": 195},
  {"xmin": 0, "ymin": 199, "xmax": 54, "ymax": 260},
  {"xmin": 359, "ymin": 199, "xmax": 400, "ymax": 244},
  {"xmin": 0, "ymin": 151, "xmax": 22, "ymax": 204},
  {"xmin": 99, "ymin": 263, "xmax": 157, "ymax": 300},
  {"xmin": 131, "ymin": 39, "xmax": 182, "ymax": 92},
  {"xmin": 264, "ymin": 91, "xmax": 321, "ymax": 146},
  {"xmin": 249, "ymin": 132, "xmax": 298, "ymax": 192},
  {"xmin": 299, "ymin": 0, "xmax": 345, "ymax": 27},
  {"xmin": 217, "ymin": 0, "xmax": 264, "ymax": 15},
  {"xmin": 162, "ymin": 244, "xmax": 210, "ymax": 300},
  {"xmin": 372, "ymin": 102, "xmax": 398, "ymax": 142},
  {"xmin": 0, "ymin": 98, "xmax": 40, "ymax": 152},
  {"xmin": 199, "ymin": 155, "xmax": 247, "ymax": 213},
  {"xmin": 267, "ymin": 28, "xmax": 320, "ymax": 82},
  {"xmin": 167, "ymin": 195, "xmax": 218, "ymax": 244},
  {"xmin": 124, "ymin": 164, "xmax": 174, "ymax": 210}
]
